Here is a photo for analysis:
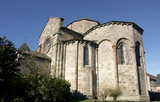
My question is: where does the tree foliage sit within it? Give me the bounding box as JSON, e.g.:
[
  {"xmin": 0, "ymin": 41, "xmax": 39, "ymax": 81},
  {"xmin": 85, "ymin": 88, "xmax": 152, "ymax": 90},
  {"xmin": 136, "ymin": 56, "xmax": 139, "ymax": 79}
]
[
  {"xmin": 0, "ymin": 36, "xmax": 71, "ymax": 102},
  {"xmin": 0, "ymin": 36, "xmax": 20, "ymax": 101},
  {"xmin": 19, "ymin": 51, "xmax": 71, "ymax": 102}
]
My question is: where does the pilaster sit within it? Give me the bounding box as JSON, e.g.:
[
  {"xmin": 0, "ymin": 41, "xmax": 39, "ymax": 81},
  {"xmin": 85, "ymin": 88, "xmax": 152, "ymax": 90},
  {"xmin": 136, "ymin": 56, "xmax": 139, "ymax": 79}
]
[
  {"xmin": 131, "ymin": 45, "xmax": 140, "ymax": 96},
  {"xmin": 112, "ymin": 45, "xmax": 118, "ymax": 87},
  {"xmin": 96, "ymin": 47, "xmax": 99, "ymax": 96}
]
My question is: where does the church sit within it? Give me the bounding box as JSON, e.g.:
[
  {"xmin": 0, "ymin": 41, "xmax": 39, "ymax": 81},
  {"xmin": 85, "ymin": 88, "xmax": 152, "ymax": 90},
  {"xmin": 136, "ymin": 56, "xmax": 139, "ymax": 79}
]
[{"xmin": 35, "ymin": 17, "xmax": 149, "ymax": 101}]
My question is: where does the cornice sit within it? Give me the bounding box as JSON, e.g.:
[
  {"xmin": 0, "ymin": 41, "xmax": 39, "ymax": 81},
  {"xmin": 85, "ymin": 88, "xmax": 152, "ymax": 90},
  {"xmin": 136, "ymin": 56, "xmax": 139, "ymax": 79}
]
[
  {"xmin": 83, "ymin": 21, "xmax": 144, "ymax": 36},
  {"xmin": 61, "ymin": 39, "xmax": 98, "ymax": 46}
]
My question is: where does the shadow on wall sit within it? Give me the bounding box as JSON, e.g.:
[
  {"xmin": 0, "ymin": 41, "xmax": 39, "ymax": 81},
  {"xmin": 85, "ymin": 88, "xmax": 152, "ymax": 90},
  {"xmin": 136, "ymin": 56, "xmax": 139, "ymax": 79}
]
[
  {"xmin": 149, "ymin": 91, "xmax": 160, "ymax": 101},
  {"xmin": 71, "ymin": 90, "xmax": 88, "ymax": 101}
]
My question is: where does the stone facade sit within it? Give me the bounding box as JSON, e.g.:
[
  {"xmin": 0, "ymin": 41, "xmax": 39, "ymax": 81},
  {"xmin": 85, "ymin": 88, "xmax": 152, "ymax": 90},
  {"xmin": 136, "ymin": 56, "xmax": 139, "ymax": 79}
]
[{"xmin": 37, "ymin": 17, "xmax": 149, "ymax": 101}]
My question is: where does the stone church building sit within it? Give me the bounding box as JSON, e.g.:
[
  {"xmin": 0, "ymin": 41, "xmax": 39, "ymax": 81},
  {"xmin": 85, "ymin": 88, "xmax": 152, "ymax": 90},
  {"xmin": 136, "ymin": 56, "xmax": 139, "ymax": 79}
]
[{"xmin": 36, "ymin": 17, "xmax": 149, "ymax": 101}]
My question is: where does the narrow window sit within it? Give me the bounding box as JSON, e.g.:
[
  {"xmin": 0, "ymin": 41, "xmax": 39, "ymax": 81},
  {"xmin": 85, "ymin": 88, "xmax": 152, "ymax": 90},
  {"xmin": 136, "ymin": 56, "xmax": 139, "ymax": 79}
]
[
  {"xmin": 120, "ymin": 45, "xmax": 125, "ymax": 64},
  {"xmin": 136, "ymin": 42, "xmax": 140, "ymax": 66},
  {"xmin": 84, "ymin": 44, "xmax": 89, "ymax": 65}
]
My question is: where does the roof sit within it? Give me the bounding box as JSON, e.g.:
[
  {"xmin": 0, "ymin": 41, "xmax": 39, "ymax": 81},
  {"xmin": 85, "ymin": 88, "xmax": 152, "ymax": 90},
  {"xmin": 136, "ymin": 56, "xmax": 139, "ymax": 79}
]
[
  {"xmin": 19, "ymin": 51, "xmax": 51, "ymax": 60},
  {"xmin": 18, "ymin": 43, "xmax": 51, "ymax": 60},
  {"xmin": 156, "ymin": 74, "xmax": 160, "ymax": 86},
  {"xmin": 31, "ymin": 51, "xmax": 51, "ymax": 60},
  {"xmin": 17, "ymin": 42, "xmax": 31, "ymax": 52},
  {"xmin": 60, "ymin": 27, "xmax": 84, "ymax": 37},
  {"xmin": 66, "ymin": 17, "xmax": 100, "ymax": 27},
  {"xmin": 146, "ymin": 73, "xmax": 157, "ymax": 80},
  {"xmin": 83, "ymin": 21, "xmax": 144, "ymax": 36}
]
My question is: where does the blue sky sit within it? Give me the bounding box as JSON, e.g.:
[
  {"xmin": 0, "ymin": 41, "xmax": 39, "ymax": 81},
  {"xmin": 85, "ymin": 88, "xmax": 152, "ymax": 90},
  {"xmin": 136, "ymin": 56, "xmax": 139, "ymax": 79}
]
[{"xmin": 0, "ymin": 0, "xmax": 160, "ymax": 76}]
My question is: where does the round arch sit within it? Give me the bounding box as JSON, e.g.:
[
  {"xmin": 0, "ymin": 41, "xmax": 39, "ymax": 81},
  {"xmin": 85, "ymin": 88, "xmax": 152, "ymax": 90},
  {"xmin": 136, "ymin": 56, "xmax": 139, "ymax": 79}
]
[{"xmin": 116, "ymin": 38, "xmax": 133, "ymax": 47}]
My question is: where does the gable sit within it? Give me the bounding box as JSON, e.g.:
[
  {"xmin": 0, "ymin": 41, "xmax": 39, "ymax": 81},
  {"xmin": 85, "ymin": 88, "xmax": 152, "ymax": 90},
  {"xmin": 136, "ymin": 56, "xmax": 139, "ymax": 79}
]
[
  {"xmin": 39, "ymin": 17, "xmax": 63, "ymax": 46},
  {"xmin": 17, "ymin": 42, "xmax": 31, "ymax": 52}
]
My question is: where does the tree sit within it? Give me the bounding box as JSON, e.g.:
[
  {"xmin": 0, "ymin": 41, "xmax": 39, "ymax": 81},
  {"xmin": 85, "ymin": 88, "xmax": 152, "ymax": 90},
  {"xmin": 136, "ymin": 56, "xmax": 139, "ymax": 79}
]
[
  {"xmin": 21, "ymin": 52, "xmax": 71, "ymax": 102},
  {"xmin": 0, "ymin": 36, "xmax": 20, "ymax": 100}
]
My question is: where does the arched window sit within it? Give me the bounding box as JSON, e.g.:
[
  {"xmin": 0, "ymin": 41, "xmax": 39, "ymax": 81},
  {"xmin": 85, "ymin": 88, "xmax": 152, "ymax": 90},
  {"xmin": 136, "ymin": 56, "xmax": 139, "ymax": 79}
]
[
  {"xmin": 84, "ymin": 44, "xmax": 89, "ymax": 65},
  {"xmin": 120, "ymin": 45, "xmax": 125, "ymax": 64},
  {"xmin": 117, "ymin": 44, "xmax": 125, "ymax": 64},
  {"xmin": 135, "ymin": 42, "xmax": 140, "ymax": 66},
  {"xmin": 44, "ymin": 38, "xmax": 51, "ymax": 54}
]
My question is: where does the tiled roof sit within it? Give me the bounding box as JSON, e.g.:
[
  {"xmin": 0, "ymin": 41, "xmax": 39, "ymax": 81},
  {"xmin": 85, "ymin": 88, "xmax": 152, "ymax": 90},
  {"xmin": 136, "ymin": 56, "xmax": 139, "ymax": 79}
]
[
  {"xmin": 60, "ymin": 27, "xmax": 84, "ymax": 37},
  {"xmin": 147, "ymin": 73, "xmax": 157, "ymax": 80},
  {"xmin": 17, "ymin": 42, "xmax": 31, "ymax": 52},
  {"xmin": 19, "ymin": 51, "xmax": 51, "ymax": 60},
  {"xmin": 17, "ymin": 43, "xmax": 50, "ymax": 60},
  {"xmin": 31, "ymin": 51, "xmax": 51, "ymax": 60}
]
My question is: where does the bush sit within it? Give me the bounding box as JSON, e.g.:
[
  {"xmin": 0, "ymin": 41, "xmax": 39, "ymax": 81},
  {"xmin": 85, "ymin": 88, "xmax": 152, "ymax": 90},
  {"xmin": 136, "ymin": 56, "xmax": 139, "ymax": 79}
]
[
  {"xmin": 99, "ymin": 88, "xmax": 109, "ymax": 101},
  {"xmin": 108, "ymin": 86, "xmax": 122, "ymax": 101},
  {"xmin": 21, "ymin": 52, "xmax": 71, "ymax": 102},
  {"xmin": 25, "ymin": 74, "xmax": 71, "ymax": 102},
  {"xmin": 99, "ymin": 86, "xmax": 123, "ymax": 101}
]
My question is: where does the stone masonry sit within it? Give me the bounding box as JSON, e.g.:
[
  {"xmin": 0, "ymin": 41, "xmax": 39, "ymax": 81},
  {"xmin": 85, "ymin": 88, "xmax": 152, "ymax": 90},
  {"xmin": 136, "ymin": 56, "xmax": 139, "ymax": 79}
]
[{"xmin": 37, "ymin": 17, "xmax": 149, "ymax": 101}]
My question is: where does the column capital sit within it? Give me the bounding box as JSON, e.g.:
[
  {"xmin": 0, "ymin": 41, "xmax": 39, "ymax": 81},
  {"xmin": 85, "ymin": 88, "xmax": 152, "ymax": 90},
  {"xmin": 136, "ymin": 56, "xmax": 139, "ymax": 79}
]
[
  {"xmin": 112, "ymin": 45, "xmax": 117, "ymax": 48},
  {"xmin": 131, "ymin": 46, "xmax": 136, "ymax": 48}
]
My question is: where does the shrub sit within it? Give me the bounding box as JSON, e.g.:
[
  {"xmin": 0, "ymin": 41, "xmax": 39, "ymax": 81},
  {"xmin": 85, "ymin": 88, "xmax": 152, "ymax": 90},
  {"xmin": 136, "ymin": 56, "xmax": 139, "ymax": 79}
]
[
  {"xmin": 25, "ymin": 74, "xmax": 71, "ymax": 102},
  {"xmin": 108, "ymin": 86, "xmax": 122, "ymax": 101},
  {"xmin": 99, "ymin": 88, "xmax": 109, "ymax": 101},
  {"xmin": 21, "ymin": 52, "xmax": 71, "ymax": 102},
  {"xmin": 99, "ymin": 86, "xmax": 123, "ymax": 101}
]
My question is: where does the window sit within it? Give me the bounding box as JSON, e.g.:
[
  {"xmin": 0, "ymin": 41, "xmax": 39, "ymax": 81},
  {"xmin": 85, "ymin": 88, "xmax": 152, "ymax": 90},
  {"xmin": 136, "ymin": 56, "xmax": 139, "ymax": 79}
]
[
  {"xmin": 84, "ymin": 44, "xmax": 89, "ymax": 65},
  {"xmin": 135, "ymin": 42, "xmax": 140, "ymax": 66},
  {"xmin": 44, "ymin": 38, "xmax": 51, "ymax": 54},
  {"xmin": 117, "ymin": 44, "xmax": 125, "ymax": 64},
  {"xmin": 120, "ymin": 45, "xmax": 125, "ymax": 64}
]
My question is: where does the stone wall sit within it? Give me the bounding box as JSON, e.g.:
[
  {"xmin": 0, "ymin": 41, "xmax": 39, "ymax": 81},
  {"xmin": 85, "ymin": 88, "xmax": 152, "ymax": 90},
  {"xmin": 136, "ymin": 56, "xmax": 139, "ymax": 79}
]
[
  {"xmin": 39, "ymin": 17, "xmax": 62, "ymax": 47},
  {"xmin": 65, "ymin": 42, "xmax": 77, "ymax": 90},
  {"xmin": 67, "ymin": 19, "xmax": 99, "ymax": 34},
  {"xmin": 84, "ymin": 22, "xmax": 149, "ymax": 101},
  {"xmin": 37, "ymin": 17, "xmax": 149, "ymax": 101}
]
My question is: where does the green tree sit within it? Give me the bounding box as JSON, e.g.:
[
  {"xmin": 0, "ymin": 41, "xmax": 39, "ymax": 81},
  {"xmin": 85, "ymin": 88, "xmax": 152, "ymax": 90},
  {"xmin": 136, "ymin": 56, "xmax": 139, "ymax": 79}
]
[
  {"xmin": 0, "ymin": 36, "xmax": 20, "ymax": 101},
  {"xmin": 22, "ymin": 52, "xmax": 71, "ymax": 102}
]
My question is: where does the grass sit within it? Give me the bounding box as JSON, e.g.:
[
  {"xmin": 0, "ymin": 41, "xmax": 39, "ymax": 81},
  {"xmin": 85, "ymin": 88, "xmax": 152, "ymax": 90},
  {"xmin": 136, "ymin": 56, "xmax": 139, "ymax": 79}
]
[{"xmin": 70, "ymin": 98, "xmax": 98, "ymax": 102}]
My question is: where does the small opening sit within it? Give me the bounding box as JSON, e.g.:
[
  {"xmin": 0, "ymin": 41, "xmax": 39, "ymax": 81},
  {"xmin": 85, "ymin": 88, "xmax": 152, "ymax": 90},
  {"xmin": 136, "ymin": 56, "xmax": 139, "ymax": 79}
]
[
  {"xmin": 135, "ymin": 42, "xmax": 140, "ymax": 66},
  {"xmin": 120, "ymin": 45, "xmax": 125, "ymax": 64},
  {"xmin": 84, "ymin": 44, "xmax": 89, "ymax": 65}
]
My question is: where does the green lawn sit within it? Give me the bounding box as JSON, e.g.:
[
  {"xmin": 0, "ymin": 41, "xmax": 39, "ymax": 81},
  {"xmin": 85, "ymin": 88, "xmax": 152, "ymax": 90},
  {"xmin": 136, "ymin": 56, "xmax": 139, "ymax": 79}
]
[{"xmin": 70, "ymin": 98, "xmax": 98, "ymax": 102}]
